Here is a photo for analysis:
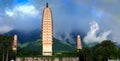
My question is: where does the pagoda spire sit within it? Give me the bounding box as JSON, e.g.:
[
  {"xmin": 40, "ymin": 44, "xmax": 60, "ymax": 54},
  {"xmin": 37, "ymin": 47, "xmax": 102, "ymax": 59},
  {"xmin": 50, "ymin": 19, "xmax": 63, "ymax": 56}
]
[{"xmin": 46, "ymin": 3, "xmax": 48, "ymax": 7}]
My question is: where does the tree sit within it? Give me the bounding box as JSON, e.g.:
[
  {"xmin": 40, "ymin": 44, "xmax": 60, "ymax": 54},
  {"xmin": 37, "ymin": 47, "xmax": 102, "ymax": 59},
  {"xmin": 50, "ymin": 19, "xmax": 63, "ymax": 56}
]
[
  {"xmin": 3, "ymin": 35, "xmax": 13, "ymax": 61},
  {"xmin": 118, "ymin": 48, "xmax": 120, "ymax": 59},
  {"xmin": 77, "ymin": 49, "xmax": 84, "ymax": 61},
  {"xmin": 93, "ymin": 40, "xmax": 117, "ymax": 61},
  {"xmin": 92, "ymin": 44, "xmax": 101, "ymax": 61},
  {"xmin": 0, "ymin": 35, "xmax": 5, "ymax": 61},
  {"xmin": 0, "ymin": 35, "xmax": 13, "ymax": 61},
  {"xmin": 83, "ymin": 47, "xmax": 92, "ymax": 61}
]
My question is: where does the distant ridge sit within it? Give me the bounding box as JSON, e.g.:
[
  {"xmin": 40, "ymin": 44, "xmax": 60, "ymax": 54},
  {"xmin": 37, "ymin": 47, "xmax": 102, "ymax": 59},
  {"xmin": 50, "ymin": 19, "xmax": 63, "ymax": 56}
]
[{"xmin": 17, "ymin": 38, "xmax": 75, "ymax": 52}]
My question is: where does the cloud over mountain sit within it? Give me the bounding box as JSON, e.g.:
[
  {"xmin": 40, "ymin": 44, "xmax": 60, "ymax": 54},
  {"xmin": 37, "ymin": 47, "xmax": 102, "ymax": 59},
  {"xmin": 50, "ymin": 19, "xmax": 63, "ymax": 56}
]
[
  {"xmin": 0, "ymin": 25, "xmax": 13, "ymax": 34},
  {"xmin": 84, "ymin": 21, "xmax": 111, "ymax": 44}
]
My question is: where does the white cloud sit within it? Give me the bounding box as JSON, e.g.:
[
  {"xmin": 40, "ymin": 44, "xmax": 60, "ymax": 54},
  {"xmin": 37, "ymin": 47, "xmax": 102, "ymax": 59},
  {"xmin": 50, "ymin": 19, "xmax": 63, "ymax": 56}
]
[
  {"xmin": 14, "ymin": 5, "xmax": 38, "ymax": 15},
  {"xmin": 5, "ymin": 10, "xmax": 14, "ymax": 17},
  {"xmin": 5, "ymin": 4, "xmax": 39, "ymax": 17},
  {"xmin": 83, "ymin": 21, "xmax": 111, "ymax": 44},
  {"xmin": 3, "ymin": 4, "xmax": 42, "ymax": 32},
  {"xmin": 0, "ymin": 25, "xmax": 13, "ymax": 34}
]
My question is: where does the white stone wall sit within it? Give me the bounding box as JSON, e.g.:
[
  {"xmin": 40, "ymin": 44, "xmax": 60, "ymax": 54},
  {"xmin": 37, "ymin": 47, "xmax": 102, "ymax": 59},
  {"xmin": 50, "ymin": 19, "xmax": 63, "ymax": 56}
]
[
  {"xmin": 16, "ymin": 57, "xmax": 79, "ymax": 61},
  {"xmin": 108, "ymin": 59, "xmax": 119, "ymax": 61}
]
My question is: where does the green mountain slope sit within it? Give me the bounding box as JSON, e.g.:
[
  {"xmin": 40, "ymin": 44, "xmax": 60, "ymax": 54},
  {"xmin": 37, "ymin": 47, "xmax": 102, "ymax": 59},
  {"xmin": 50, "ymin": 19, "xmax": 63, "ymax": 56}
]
[{"xmin": 18, "ymin": 38, "xmax": 75, "ymax": 53}]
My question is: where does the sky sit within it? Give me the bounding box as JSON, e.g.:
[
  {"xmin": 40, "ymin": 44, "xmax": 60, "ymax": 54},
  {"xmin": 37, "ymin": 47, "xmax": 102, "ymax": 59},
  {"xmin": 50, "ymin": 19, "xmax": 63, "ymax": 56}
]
[{"xmin": 0, "ymin": 0, "xmax": 120, "ymax": 45}]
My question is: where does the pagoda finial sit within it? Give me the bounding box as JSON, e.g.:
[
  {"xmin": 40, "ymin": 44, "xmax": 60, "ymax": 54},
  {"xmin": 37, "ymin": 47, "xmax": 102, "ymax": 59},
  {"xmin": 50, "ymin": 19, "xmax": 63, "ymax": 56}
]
[{"xmin": 46, "ymin": 3, "xmax": 48, "ymax": 7}]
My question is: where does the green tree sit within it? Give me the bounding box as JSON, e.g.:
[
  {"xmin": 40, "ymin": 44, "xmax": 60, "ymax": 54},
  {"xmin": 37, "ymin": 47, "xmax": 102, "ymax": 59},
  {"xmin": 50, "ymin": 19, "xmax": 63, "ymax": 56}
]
[
  {"xmin": 0, "ymin": 35, "xmax": 13, "ymax": 61},
  {"xmin": 92, "ymin": 44, "xmax": 101, "ymax": 61},
  {"xmin": 93, "ymin": 40, "xmax": 117, "ymax": 61},
  {"xmin": 0, "ymin": 35, "xmax": 5, "ymax": 61},
  {"xmin": 118, "ymin": 48, "xmax": 120, "ymax": 59},
  {"xmin": 3, "ymin": 35, "xmax": 13, "ymax": 61},
  {"xmin": 83, "ymin": 47, "xmax": 92, "ymax": 61},
  {"xmin": 77, "ymin": 49, "xmax": 84, "ymax": 61}
]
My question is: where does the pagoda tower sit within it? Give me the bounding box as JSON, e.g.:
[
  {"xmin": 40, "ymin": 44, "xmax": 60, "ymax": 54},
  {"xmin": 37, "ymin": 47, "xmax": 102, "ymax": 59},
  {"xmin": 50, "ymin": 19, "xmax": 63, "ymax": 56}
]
[
  {"xmin": 12, "ymin": 34, "xmax": 17, "ymax": 52},
  {"xmin": 77, "ymin": 35, "xmax": 82, "ymax": 50},
  {"xmin": 42, "ymin": 3, "xmax": 53, "ymax": 56}
]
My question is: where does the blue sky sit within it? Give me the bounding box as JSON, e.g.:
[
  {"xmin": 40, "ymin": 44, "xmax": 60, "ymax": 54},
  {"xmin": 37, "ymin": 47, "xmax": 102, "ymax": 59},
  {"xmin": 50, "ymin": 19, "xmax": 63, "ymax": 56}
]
[{"xmin": 0, "ymin": 0, "xmax": 120, "ymax": 45}]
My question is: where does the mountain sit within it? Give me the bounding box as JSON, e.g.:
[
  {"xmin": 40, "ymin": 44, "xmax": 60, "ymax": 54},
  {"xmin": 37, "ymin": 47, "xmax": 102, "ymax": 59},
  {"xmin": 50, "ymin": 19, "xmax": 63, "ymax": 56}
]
[
  {"xmin": 57, "ymin": 30, "xmax": 86, "ymax": 47},
  {"xmin": 4, "ymin": 29, "xmax": 86, "ymax": 47},
  {"xmin": 18, "ymin": 38, "xmax": 75, "ymax": 52},
  {"xmin": 4, "ymin": 29, "xmax": 41, "ymax": 43}
]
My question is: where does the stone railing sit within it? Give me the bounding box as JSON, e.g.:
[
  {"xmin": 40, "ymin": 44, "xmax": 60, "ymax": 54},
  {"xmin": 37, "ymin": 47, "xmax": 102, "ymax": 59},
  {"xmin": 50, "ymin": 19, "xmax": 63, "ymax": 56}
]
[{"xmin": 16, "ymin": 57, "xmax": 79, "ymax": 61}]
